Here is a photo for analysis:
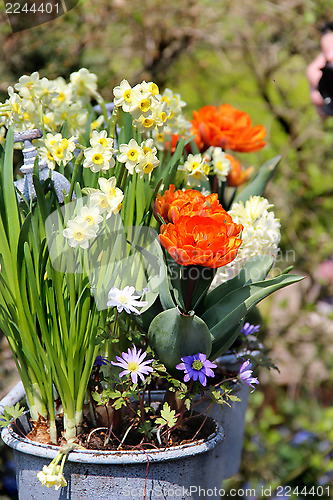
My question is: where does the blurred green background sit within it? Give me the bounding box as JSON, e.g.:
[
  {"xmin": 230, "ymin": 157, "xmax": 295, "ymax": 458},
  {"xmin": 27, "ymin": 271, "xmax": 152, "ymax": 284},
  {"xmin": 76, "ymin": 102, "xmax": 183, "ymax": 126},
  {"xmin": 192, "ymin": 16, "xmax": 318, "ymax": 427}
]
[{"xmin": 0, "ymin": 0, "xmax": 332, "ymax": 498}]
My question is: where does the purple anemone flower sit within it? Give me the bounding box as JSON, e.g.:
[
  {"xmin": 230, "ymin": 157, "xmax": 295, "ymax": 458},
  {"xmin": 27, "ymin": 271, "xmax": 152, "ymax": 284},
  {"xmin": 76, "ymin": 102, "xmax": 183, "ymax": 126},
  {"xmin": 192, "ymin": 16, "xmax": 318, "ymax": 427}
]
[
  {"xmin": 94, "ymin": 356, "xmax": 109, "ymax": 366},
  {"xmin": 176, "ymin": 353, "xmax": 217, "ymax": 387},
  {"xmin": 238, "ymin": 360, "xmax": 259, "ymax": 392},
  {"xmin": 241, "ymin": 322, "xmax": 260, "ymax": 336},
  {"xmin": 111, "ymin": 345, "xmax": 153, "ymax": 384}
]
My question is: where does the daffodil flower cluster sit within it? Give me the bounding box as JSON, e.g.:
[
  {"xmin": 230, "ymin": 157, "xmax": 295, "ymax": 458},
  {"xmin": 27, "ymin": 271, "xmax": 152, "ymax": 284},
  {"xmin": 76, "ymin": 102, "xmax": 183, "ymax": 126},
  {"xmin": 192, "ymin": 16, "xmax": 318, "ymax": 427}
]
[
  {"xmin": 178, "ymin": 153, "xmax": 211, "ymax": 187},
  {"xmin": 63, "ymin": 177, "xmax": 123, "ymax": 249},
  {"xmin": 83, "ymin": 130, "xmax": 117, "ymax": 173},
  {"xmin": 203, "ymin": 146, "xmax": 231, "ymax": 183},
  {"xmin": 117, "ymin": 138, "xmax": 159, "ymax": 177},
  {"xmin": 34, "ymin": 132, "xmax": 77, "ymax": 170},
  {"xmin": 113, "ymin": 79, "xmax": 172, "ymax": 133},
  {"xmin": 0, "ymin": 68, "xmax": 101, "ymax": 136},
  {"xmin": 212, "ymin": 195, "xmax": 281, "ymax": 285},
  {"xmin": 37, "ymin": 453, "xmax": 67, "ymax": 490},
  {"xmin": 152, "ymin": 88, "xmax": 192, "ymax": 151}
]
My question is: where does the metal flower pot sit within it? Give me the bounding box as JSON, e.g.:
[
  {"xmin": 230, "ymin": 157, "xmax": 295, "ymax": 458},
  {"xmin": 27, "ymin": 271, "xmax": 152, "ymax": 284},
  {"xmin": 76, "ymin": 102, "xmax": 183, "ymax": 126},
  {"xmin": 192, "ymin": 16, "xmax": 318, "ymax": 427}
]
[
  {"xmin": 195, "ymin": 353, "xmax": 250, "ymax": 486},
  {"xmin": 2, "ymin": 412, "xmax": 224, "ymax": 500}
]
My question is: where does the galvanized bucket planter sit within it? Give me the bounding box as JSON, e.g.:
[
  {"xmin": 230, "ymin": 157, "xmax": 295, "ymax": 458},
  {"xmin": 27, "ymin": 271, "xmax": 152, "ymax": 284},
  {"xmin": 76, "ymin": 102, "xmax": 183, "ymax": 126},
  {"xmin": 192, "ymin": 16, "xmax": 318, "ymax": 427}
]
[{"xmin": 2, "ymin": 412, "xmax": 224, "ymax": 500}]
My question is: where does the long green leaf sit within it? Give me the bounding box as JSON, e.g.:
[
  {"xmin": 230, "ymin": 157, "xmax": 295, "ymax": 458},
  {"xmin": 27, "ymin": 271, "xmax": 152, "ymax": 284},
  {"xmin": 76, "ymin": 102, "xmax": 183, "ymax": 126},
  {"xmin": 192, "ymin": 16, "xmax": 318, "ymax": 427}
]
[
  {"xmin": 208, "ymin": 274, "xmax": 305, "ymax": 340},
  {"xmin": 197, "ymin": 255, "xmax": 274, "ymax": 318},
  {"xmin": 3, "ymin": 127, "xmax": 21, "ymax": 251},
  {"xmin": 234, "ymin": 155, "xmax": 281, "ymax": 203}
]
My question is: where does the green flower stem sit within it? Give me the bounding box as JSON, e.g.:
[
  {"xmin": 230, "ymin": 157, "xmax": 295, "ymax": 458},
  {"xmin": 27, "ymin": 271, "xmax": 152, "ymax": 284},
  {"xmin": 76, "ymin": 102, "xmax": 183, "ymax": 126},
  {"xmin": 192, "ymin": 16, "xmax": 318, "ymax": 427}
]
[
  {"xmin": 117, "ymin": 163, "xmax": 127, "ymax": 191},
  {"xmin": 68, "ymin": 151, "xmax": 84, "ymax": 201},
  {"xmin": 108, "ymin": 105, "xmax": 119, "ymax": 138}
]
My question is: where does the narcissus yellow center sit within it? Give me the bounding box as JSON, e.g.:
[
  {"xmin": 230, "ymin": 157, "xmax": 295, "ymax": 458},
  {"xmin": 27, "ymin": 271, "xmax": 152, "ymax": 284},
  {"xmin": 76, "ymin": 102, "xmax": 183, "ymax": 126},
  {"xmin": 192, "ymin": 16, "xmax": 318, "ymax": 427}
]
[
  {"xmin": 99, "ymin": 197, "xmax": 109, "ymax": 208},
  {"xmin": 142, "ymin": 118, "xmax": 154, "ymax": 128},
  {"xmin": 139, "ymin": 99, "xmax": 151, "ymax": 112},
  {"xmin": 84, "ymin": 215, "xmax": 94, "ymax": 225},
  {"xmin": 149, "ymin": 83, "xmax": 159, "ymax": 95},
  {"xmin": 159, "ymin": 111, "xmax": 167, "ymax": 123},
  {"xmin": 124, "ymin": 90, "xmax": 131, "ymax": 102},
  {"xmin": 143, "ymin": 146, "xmax": 152, "ymax": 155},
  {"xmin": 156, "ymin": 133, "xmax": 165, "ymax": 142},
  {"xmin": 73, "ymin": 231, "xmax": 84, "ymax": 241},
  {"xmin": 108, "ymin": 187, "xmax": 116, "ymax": 198},
  {"xmin": 99, "ymin": 138, "xmax": 108, "ymax": 147},
  {"xmin": 54, "ymin": 148, "xmax": 64, "ymax": 159},
  {"xmin": 143, "ymin": 163, "xmax": 154, "ymax": 174},
  {"xmin": 193, "ymin": 170, "xmax": 202, "ymax": 179},
  {"xmin": 127, "ymin": 149, "xmax": 138, "ymax": 161},
  {"xmin": 92, "ymin": 153, "xmax": 104, "ymax": 164}
]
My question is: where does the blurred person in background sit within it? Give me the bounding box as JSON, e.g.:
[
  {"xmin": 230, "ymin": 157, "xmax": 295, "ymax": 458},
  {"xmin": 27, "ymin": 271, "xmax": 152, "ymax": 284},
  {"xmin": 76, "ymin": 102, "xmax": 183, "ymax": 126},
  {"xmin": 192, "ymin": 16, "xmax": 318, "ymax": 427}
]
[
  {"xmin": 306, "ymin": 22, "xmax": 333, "ymax": 295},
  {"xmin": 307, "ymin": 22, "xmax": 333, "ymax": 117}
]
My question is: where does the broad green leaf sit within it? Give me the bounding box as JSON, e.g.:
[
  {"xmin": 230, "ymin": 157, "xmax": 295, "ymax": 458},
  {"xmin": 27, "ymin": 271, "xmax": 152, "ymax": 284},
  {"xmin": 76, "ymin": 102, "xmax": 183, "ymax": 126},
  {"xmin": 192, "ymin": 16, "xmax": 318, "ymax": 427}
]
[
  {"xmin": 234, "ymin": 155, "xmax": 281, "ymax": 203},
  {"xmin": 197, "ymin": 255, "xmax": 274, "ymax": 320},
  {"xmin": 208, "ymin": 273, "xmax": 304, "ymax": 340},
  {"xmin": 210, "ymin": 321, "xmax": 244, "ymax": 360}
]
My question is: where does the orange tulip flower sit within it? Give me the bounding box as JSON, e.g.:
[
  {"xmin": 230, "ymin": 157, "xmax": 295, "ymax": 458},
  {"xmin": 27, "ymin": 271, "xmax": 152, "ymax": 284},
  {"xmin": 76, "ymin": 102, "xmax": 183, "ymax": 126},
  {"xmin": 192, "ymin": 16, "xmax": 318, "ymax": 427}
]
[
  {"xmin": 154, "ymin": 185, "xmax": 221, "ymax": 224},
  {"xmin": 191, "ymin": 104, "xmax": 266, "ymax": 153},
  {"xmin": 159, "ymin": 213, "xmax": 243, "ymax": 268}
]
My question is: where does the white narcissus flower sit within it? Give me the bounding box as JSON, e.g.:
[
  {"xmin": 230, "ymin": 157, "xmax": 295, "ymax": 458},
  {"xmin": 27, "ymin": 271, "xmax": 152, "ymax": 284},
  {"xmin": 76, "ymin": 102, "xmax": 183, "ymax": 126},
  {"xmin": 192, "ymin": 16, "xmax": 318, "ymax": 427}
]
[
  {"xmin": 14, "ymin": 71, "xmax": 41, "ymax": 99},
  {"xmin": 113, "ymin": 79, "xmax": 133, "ymax": 112},
  {"xmin": 89, "ymin": 177, "xmax": 124, "ymax": 217},
  {"xmin": 36, "ymin": 133, "xmax": 77, "ymax": 169},
  {"xmin": 52, "ymin": 102, "xmax": 89, "ymax": 137},
  {"xmin": 50, "ymin": 77, "xmax": 73, "ymax": 108},
  {"xmin": 128, "ymin": 87, "xmax": 152, "ymax": 116},
  {"xmin": 77, "ymin": 206, "xmax": 103, "ymax": 232},
  {"xmin": 211, "ymin": 196, "xmax": 281, "ymax": 287},
  {"xmin": 83, "ymin": 145, "xmax": 115, "ymax": 173},
  {"xmin": 180, "ymin": 153, "xmax": 210, "ymax": 187},
  {"xmin": 63, "ymin": 217, "xmax": 98, "ymax": 249},
  {"xmin": 107, "ymin": 286, "xmax": 148, "ymax": 314},
  {"xmin": 69, "ymin": 68, "xmax": 98, "ymax": 100},
  {"xmin": 211, "ymin": 147, "xmax": 231, "ymax": 182},
  {"xmin": 135, "ymin": 151, "xmax": 159, "ymax": 178},
  {"xmin": 117, "ymin": 138, "xmax": 144, "ymax": 174},
  {"xmin": 37, "ymin": 464, "xmax": 67, "ymax": 490},
  {"xmin": 152, "ymin": 129, "xmax": 171, "ymax": 151},
  {"xmin": 89, "ymin": 130, "xmax": 115, "ymax": 150},
  {"xmin": 141, "ymin": 138, "xmax": 157, "ymax": 156}
]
